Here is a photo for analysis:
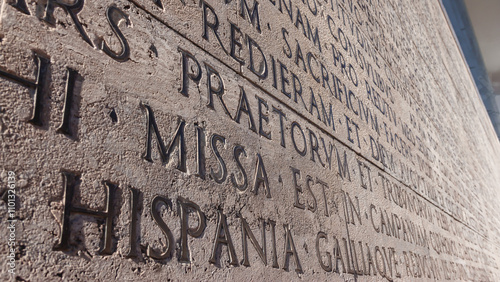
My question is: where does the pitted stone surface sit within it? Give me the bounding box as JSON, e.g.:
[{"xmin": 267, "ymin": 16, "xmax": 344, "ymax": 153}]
[{"xmin": 1, "ymin": 0, "xmax": 500, "ymax": 280}]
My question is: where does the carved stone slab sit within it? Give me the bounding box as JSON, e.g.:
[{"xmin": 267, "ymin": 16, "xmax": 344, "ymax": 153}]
[{"xmin": 1, "ymin": 0, "xmax": 500, "ymax": 280}]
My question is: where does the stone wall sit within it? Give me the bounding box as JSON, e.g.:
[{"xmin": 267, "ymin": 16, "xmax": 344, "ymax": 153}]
[{"xmin": 1, "ymin": 0, "xmax": 500, "ymax": 280}]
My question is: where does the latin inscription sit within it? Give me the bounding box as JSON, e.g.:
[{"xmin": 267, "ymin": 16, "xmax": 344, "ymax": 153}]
[{"xmin": 1, "ymin": 0, "xmax": 499, "ymax": 280}]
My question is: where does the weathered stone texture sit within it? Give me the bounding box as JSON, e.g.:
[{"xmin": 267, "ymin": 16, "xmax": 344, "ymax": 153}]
[{"xmin": 1, "ymin": 0, "xmax": 500, "ymax": 280}]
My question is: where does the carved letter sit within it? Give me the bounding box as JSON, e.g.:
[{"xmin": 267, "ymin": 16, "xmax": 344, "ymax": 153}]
[
  {"xmin": 210, "ymin": 134, "xmax": 227, "ymax": 184},
  {"xmin": 0, "ymin": 53, "xmax": 49, "ymax": 126},
  {"xmin": 316, "ymin": 232, "xmax": 332, "ymax": 272},
  {"xmin": 141, "ymin": 104, "xmax": 186, "ymax": 172},
  {"xmin": 201, "ymin": 1, "xmax": 227, "ymax": 53},
  {"xmin": 290, "ymin": 166, "xmax": 305, "ymax": 210},
  {"xmin": 9, "ymin": 0, "xmax": 30, "ymax": 15},
  {"xmin": 210, "ymin": 209, "xmax": 238, "ymax": 265},
  {"xmin": 234, "ymin": 86, "xmax": 257, "ymax": 132},
  {"xmin": 153, "ymin": 0, "xmax": 163, "ymax": 9},
  {"xmin": 282, "ymin": 224, "xmax": 302, "ymax": 273},
  {"xmin": 126, "ymin": 188, "xmax": 140, "ymax": 258},
  {"xmin": 196, "ymin": 124, "xmax": 206, "ymax": 179},
  {"xmin": 178, "ymin": 197, "xmax": 206, "ymax": 263},
  {"xmin": 179, "ymin": 48, "xmax": 202, "ymax": 97},
  {"xmin": 231, "ymin": 145, "xmax": 248, "ymax": 191},
  {"xmin": 253, "ymin": 153, "xmax": 270, "ymax": 198},
  {"xmin": 101, "ymin": 6, "xmax": 131, "ymax": 62},
  {"xmin": 247, "ymin": 36, "xmax": 267, "ymax": 78},
  {"xmin": 53, "ymin": 171, "xmax": 117, "ymax": 255},
  {"xmin": 205, "ymin": 64, "xmax": 232, "ymax": 117},
  {"xmin": 56, "ymin": 68, "xmax": 79, "ymax": 137},
  {"xmin": 147, "ymin": 196, "xmax": 175, "ymax": 259},
  {"xmin": 269, "ymin": 220, "xmax": 279, "ymax": 268},
  {"xmin": 240, "ymin": 0, "xmax": 261, "ymax": 32},
  {"xmin": 240, "ymin": 217, "xmax": 266, "ymax": 266},
  {"xmin": 336, "ymin": 146, "xmax": 351, "ymax": 181},
  {"xmin": 43, "ymin": 0, "xmax": 93, "ymax": 47},
  {"xmin": 291, "ymin": 121, "xmax": 306, "ymax": 156}
]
